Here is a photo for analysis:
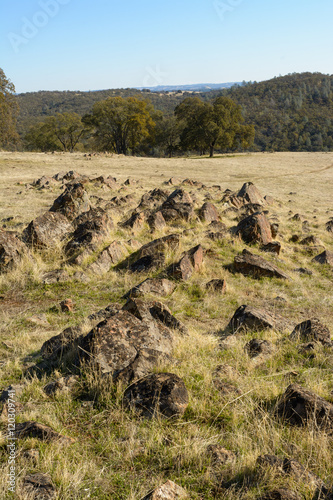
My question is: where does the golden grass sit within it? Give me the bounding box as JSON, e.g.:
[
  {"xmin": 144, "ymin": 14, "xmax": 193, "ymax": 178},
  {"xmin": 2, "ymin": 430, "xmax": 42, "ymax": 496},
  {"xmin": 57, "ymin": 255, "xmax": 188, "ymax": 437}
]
[{"xmin": 0, "ymin": 152, "xmax": 332, "ymax": 499}]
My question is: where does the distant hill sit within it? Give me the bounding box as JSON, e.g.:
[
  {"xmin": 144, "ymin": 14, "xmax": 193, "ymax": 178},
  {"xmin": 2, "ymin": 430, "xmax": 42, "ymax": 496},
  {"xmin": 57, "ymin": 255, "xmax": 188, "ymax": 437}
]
[
  {"xmin": 136, "ymin": 82, "xmax": 242, "ymax": 92},
  {"xmin": 16, "ymin": 72, "xmax": 333, "ymax": 152}
]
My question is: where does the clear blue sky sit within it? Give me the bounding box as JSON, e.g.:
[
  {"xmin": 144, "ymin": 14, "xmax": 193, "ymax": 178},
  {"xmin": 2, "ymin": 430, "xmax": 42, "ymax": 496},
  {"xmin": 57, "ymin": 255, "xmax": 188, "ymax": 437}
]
[{"xmin": 1, "ymin": 0, "xmax": 333, "ymax": 93}]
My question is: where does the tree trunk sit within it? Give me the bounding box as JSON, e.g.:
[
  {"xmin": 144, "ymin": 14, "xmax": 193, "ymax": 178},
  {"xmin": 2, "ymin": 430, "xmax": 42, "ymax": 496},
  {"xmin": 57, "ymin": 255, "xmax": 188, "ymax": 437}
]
[{"xmin": 209, "ymin": 145, "xmax": 214, "ymax": 157}]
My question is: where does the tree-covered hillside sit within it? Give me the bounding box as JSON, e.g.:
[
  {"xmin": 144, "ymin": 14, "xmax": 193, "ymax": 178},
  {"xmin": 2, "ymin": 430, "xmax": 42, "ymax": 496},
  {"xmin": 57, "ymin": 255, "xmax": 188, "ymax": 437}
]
[{"xmin": 16, "ymin": 72, "xmax": 333, "ymax": 152}]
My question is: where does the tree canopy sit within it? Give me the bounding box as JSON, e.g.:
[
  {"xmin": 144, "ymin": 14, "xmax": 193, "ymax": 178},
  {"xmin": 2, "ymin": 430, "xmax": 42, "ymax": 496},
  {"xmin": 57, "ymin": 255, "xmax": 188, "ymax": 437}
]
[
  {"xmin": 82, "ymin": 97, "xmax": 156, "ymax": 155},
  {"xmin": 175, "ymin": 96, "xmax": 254, "ymax": 156},
  {"xmin": 0, "ymin": 68, "xmax": 19, "ymax": 148},
  {"xmin": 25, "ymin": 112, "xmax": 86, "ymax": 152}
]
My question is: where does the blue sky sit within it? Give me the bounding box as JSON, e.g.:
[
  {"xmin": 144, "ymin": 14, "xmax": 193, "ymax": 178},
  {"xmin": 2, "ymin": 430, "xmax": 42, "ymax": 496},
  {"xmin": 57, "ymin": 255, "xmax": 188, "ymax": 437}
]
[{"xmin": 1, "ymin": 0, "xmax": 333, "ymax": 93}]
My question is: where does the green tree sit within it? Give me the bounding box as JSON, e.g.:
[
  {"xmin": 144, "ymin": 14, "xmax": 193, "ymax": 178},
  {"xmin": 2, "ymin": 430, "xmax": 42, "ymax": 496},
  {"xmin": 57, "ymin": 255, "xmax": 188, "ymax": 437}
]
[
  {"xmin": 175, "ymin": 96, "xmax": 254, "ymax": 157},
  {"xmin": 0, "ymin": 68, "xmax": 19, "ymax": 148},
  {"xmin": 25, "ymin": 112, "xmax": 86, "ymax": 152},
  {"xmin": 155, "ymin": 115, "xmax": 183, "ymax": 157},
  {"xmin": 83, "ymin": 97, "xmax": 156, "ymax": 155}
]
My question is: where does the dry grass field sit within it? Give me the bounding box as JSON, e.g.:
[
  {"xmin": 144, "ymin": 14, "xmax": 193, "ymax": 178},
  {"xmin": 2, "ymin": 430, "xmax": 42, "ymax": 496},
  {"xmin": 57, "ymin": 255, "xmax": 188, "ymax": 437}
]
[{"xmin": 0, "ymin": 151, "xmax": 332, "ymax": 499}]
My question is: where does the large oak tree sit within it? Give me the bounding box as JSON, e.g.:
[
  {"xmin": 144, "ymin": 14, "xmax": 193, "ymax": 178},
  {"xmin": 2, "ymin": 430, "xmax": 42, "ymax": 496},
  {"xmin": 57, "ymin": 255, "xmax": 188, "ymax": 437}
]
[{"xmin": 175, "ymin": 96, "xmax": 255, "ymax": 157}]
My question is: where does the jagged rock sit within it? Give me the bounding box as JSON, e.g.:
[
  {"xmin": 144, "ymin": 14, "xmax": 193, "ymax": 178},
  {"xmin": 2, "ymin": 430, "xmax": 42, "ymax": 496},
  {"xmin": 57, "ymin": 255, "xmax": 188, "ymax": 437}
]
[
  {"xmin": 49, "ymin": 182, "xmax": 90, "ymax": 221},
  {"xmin": 13, "ymin": 421, "xmax": 75, "ymax": 444},
  {"xmin": 167, "ymin": 254, "xmax": 193, "ymax": 281},
  {"xmin": 63, "ymin": 170, "xmax": 81, "ymax": 182},
  {"xmin": 91, "ymin": 175, "xmax": 117, "ymax": 187},
  {"xmin": 123, "ymin": 373, "xmax": 189, "ymax": 418},
  {"xmin": 23, "ymin": 211, "xmax": 72, "ymax": 249},
  {"xmin": 236, "ymin": 212, "xmax": 273, "ymax": 245},
  {"xmin": 138, "ymin": 188, "xmax": 169, "ymax": 210},
  {"xmin": 130, "ymin": 253, "xmax": 166, "ymax": 273},
  {"xmin": 52, "ymin": 171, "xmax": 66, "ymax": 181},
  {"xmin": 147, "ymin": 211, "xmax": 166, "ymax": 231},
  {"xmin": 234, "ymin": 249, "xmax": 290, "ymax": 280},
  {"xmin": 87, "ymin": 241, "xmax": 126, "ymax": 275},
  {"xmin": 161, "ymin": 189, "xmax": 195, "ymax": 221},
  {"xmin": 207, "ymin": 444, "xmax": 236, "ymax": 466},
  {"xmin": 300, "ymin": 235, "xmax": 323, "ymax": 246},
  {"xmin": 326, "ymin": 220, "xmax": 333, "ymax": 233},
  {"xmin": 245, "ymin": 338, "xmax": 274, "ymax": 358},
  {"xmin": 41, "ymin": 325, "xmax": 84, "ymax": 363},
  {"xmin": 0, "ymin": 231, "xmax": 27, "ymax": 272},
  {"xmin": 227, "ymin": 305, "xmax": 289, "ymax": 333},
  {"xmin": 124, "ymin": 278, "xmax": 176, "ymax": 298},
  {"xmin": 206, "ymin": 279, "xmax": 227, "ymax": 293},
  {"xmin": 277, "ymin": 384, "xmax": 333, "ymax": 429},
  {"xmin": 65, "ymin": 207, "xmax": 114, "ymax": 261},
  {"xmin": 142, "ymin": 480, "xmax": 188, "ymax": 499},
  {"xmin": 290, "ymin": 319, "xmax": 331, "ymax": 345},
  {"xmin": 124, "ymin": 177, "xmax": 138, "ymax": 186},
  {"xmin": 270, "ymin": 222, "xmax": 279, "ymax": 238},
  {"xmin": 120, "ymin": 234, "xmax": 180, "ymax": 271},
  {"xmin": 33, "ymin": 175, "xmax": 57, "ymax": 189},
  {"xmin": 261, "ymin": 242, "xmax": 281, "ymax": 255},
  {"xmin": 312, "ymin": 250, "xmax": 333, "ymax": 267},
  {"xmin": 199, "ymin": 202, "xmax": 220, "ymax": 223},
  {"xmin": 293, "ymin": 267, "xmax": 312, "ymax": 275},
  {"xmin": 237, "ymin": 182, "xmax": 265, "ymax": 205},
  {"xmin": 43, "ymin": 375, "xmax": 78, "ymax": 396},
  {"xmin": 187, "ymin": 244, "xmax": 204, "ymax": 271},
  {"xmin": 121, "ymin": 211, "xmax": 146, "ymax": 232},
  {"xmin": 41, "ymin": 269, "xmax": 69, "ymax": 284},
  {"xmin": 22, "ymin": 473, "xmax": 56, "ymax": 499},
  {"xmin": 122, "ymin": 298, "xmax": 187, "ymax": 334},
  {"xmin": 78, "ymin": 306, "xmax": 173, "ymax": 382},
  {"xmin": 165, "ymin": 177, "xmax": 181, "ymax": 186}
]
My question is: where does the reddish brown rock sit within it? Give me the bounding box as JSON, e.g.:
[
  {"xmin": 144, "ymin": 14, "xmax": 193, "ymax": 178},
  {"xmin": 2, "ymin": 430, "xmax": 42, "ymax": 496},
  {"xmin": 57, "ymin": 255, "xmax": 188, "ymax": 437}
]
[
  {"xmin": 277, "ymin": 384, "xmax": 333, "ymax": 429},
  {"xmin": 123, "ymin": 372, "xmax": 189, "ymax": 419},
  {"xmin": 234, "ymin": 249, "xmax": 290, "ymax": 280},
  {"xmin": 121, "ymin": 211, "xmax": 146, "ymax": 232},
  {"xmin": 138, "ymin": 188, "xmax": 169, "ymax": 210},
  {"xmin": 237, "ymin": 182, "xmax": 265, "ymax": 205},
  {"xmin": 161, "ymin": 189, "xmax": 195, "ymax": 221},
  {"xmin": 0, "ymin": 231, "xmax": 27, "ymax": 272},
  {"xmin": 22, "ymin": 473, "xmax": 56, "ymax": 499},
  {"xmin": 142, "ymin": 480, "xmax": 188, "ymax": 499},
  {"xmin": 147, "ymin": 211, "xmax": 166, "ymax": 231},
  {"xmin": 13, "ymin": 421, "xmax": 74, "ymax": 444},
  {"xmin": 187, "ymin": 244, "xmax": 204, "ymax": 271},
  {"xmin": 23, "ymin": 212, "xmax": 72, "ymax": 248},
  {"xmin": 227, "ymin": 304, "xmax": 289, "ymax": 333},
  {"xmin": 87, "ymin": 241, "xmax": 126, "ymax": 275},
  {"xmin": 199, "ymin": 202, "xmax": 220, "ymax": 223},
  {"xmin": 236, "ymin": 212, "xmax": 273, "ymax": 245},
  {"xmin": 167, "ymin": 254, "xmax": 193, "ymax": 281},
  {"xmin": 290, "ymin": 318, "xmax": 331, "ymax": 345},
  {"xmin": 206, "ymin": 279, "xmax": 227, "ymax": 293},
  {"xmin": 312, "ymin": 250, "xmax": 333, "ymax": 267},
  {"xmin": 60, "ymin": 298, "xmax": 74, "ymax": 312},
  {"xmin": 125, "ymin": 278, "xmax": 176, "ymax": 298},
  {"xmin": 49, "ymin": 182, "xmax": 90, "ymax": 221}
]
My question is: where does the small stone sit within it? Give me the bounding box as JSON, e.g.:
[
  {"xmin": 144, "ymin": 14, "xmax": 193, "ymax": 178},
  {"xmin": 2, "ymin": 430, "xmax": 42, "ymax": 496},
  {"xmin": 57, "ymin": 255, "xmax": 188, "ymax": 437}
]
[
  {"xmin": 207, "ymin": 444, "xmax": 236, "ymax": 466},
  {"xmin": 22, "ymin": 473, "xmax": 56, "ymax": 499},
  {"xmin": 60, "ymin": 298, "xmax": 74, "ymax": 312},
  {"xmin": 142, "ymin": 480, "xmax": 188, "ymax": 499}
]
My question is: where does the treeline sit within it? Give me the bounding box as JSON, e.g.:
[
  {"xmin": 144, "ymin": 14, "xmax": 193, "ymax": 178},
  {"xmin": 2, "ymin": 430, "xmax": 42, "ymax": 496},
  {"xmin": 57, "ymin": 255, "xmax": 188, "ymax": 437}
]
[
  {"xmin": 24, "ymin": 96, "xmax": 254, "ymax": 157},
  {"xmin": 3, "ymin": 70, "xmax": 333, "ymax": 154}
]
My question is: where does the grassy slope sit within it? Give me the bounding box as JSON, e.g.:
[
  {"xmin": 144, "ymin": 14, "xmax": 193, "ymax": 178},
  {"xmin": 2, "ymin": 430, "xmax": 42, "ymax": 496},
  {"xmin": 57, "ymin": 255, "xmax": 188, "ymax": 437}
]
[{"xmin": 0, "ymin": 152, "xmax": 332, "ymax": 499}]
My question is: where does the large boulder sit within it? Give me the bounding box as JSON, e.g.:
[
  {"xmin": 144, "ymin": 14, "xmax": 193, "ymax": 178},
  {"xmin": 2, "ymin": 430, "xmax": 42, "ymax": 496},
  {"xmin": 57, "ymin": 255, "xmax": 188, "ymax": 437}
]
[
  {"xmin": 65, "ymin": 208, "xmax": 114, "ymax": 262},
  {"xmin": 23, "ymin": 212, "xmax": 72, "ymax": 248},
  {"xmin": 234, "ymin": 249, "xmax": 290, "ymax": 280},
  {"xmin": 236, "ymin": 212, "xmax": 273, "ymax": 245},
  {"xmin": 123, "ymin": 372, "xmax": 189, "ymax": 418},
  {"xmin": 227, "ymin": 305, "xmax": 289, "ymax": 333},
  {"xmin": 236, "ymin": 182, "xmax": 265, "ymax": 206},
  {"xmin": 161, "ymin": 189, "xmax": 195, "ymax": 221},
  {"xmin": 199, "ymin": 202, "xmax": 220, "ymax": 223},
  {"xmin": 138, "ymin": 188, "xmax": 169, "ymax": 210},
  {"xmin": 118, "ymin": 234, "xmax": 180, "ymax": 271},
  {"xmin": 0, "ymin": 231, "xmax": 27, "ymax": 272},
  {"xmin": 78, "ymin": 306, "xmax": 174, "ymax": 382},
  {"xmin": 86, "ymin": 241, "xmax": 126, "ymax": 275},
  {"xmin": 49, "ymin": 182, "xmax": 90, "ymax": 221},
  {"xmin": 277, "ymin": 384, "xmax": 333, "ymax": 429},
  {"xmin": 290, "ymin": 318, "xmax": 331, "ymax": 345}
]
